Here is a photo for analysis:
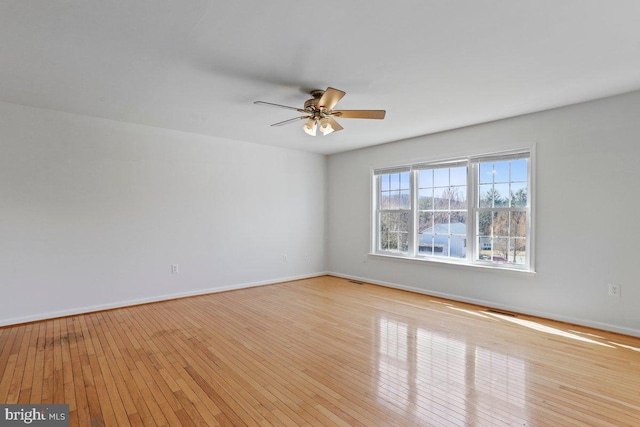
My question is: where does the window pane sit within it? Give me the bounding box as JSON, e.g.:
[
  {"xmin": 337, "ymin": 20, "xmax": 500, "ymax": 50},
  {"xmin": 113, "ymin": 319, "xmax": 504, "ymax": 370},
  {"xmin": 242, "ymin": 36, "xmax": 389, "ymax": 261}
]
[
  {"xmin": 433, "ymin": 212, "xmax": 449, "ymax": 234},
  {"xmin": 388, "ymin": 235, "xmax": 398, "ymax": 250},
  {"xmin": 477, "ymin": 238, "xmax": 506, "ymax": 261},
  {"xmin": 450, "ymin": 167, "xmax": 466, "ymax": 186},
  {"xmin": 399, "ymin": 212, "xmax": 410, "ymax": 231},
  {"xmin": 419, "ymin": 189, "xmax": 433, "ymax": 210},
  {"xmin": 431, "ymin": 235, "xmax": 448, "ymax": 257},
  {"xmin": 511, "ymin": 159, "xmax": 528, "ymax": 182},
  {"xmin": 478, "ymin": 184, "xmax": 492, "ymax": 208},
  {"xmin": 381, "ymin": 175, "xmax": 390, "ymax": 191},
  {"xmin": 477, "ymin": 211, "xmax": 494, "ymax": 236},
  {"xmin": 380, "ymin": 172, "xmax": 411, "ymax": 211},
  {"xmin": 476, "ymin": 211, "xmax": 525, "ymax": 264},
  {"xmin": 493, "ymin": 211, "xmax": 510, "ymax": 237},
  {"xmin": 450, "ymin": 213, "xmax": 467, "ymax": 259},
  {"xmin": 379, "ymin": 212, "xmax": 410, "ymax": 254},
  {"xmin": 494, "ymin": 184, "xmax": 509, "ymax": 207},
  {"xmin": 418, "ymin": 235, "xmax": 434, "ymax": 255},
  {"xmin": 509, "ymin": 238, "xmax": 526, "ymax": 264},
  {"xmin": 450, "ymin": 235, "xmax": 466, "ymax": 258},
  {"xmin": 451, "ymin": 212, "xmax": 467, "ymax": 234},
  {"xmin": 493, "ymin": 161, "xmax": 510, "ymax": 183},
  {"xmin": 418, "ymin": 212, "xmax": 433, "ymax": 234},
  {"xmin": 478, "ymin": 236, "xmax": 492, "ymax": 256},
  {"xmin": 400, "ymin": 233, "xmax": 409, "ymax": 252},
  {"xmin": 434, "ymin": 168, "xmax": 449, "ymax": 187},
  {"xmin": 479, "ymin": 163, "xmax": 494, "ymax": 184},
  {"xmin": 386, "ymin": 191, "xmax": 397, "ymax": 209},
  {"xmin": 390, "ymin": 173, "xmax": 400, "ymax": 190},
  {"xmin": 382, "ymin": 212, "xmax": 394, "ymax": 231},
  {"xmin": 400, "ymin": 172, "xmax": 410, "ymax": 190},
  {"xmin": 435, "ymin": 189, "xmax": 450, "ymax": 209},
  {"xmin": 400, "ymin": 190, "xmax": 411, "ymax": 210},
  {"xmin": 419, "ymin": 169, "xmax": 433, "ymax": 187},
  {"xmin": 380, "ymin": 192, "xmax": 390, "ymax": 210},
  {"xmin": 379, "ymin": 213, "xmax": 389, "ymax": 249},
  {"xmin": 450, "ymin": 186, "xmax": 466, "ymax": 209},
  {"xmin": 510, "ymin": 212, "xmax": 527, "ymax": 238},
  {"xmin": 510, "ymin": 183, "xmax": 527, "ymax": 207},
  {"xmin": 380, "ymin": 229, "xmax": 389, "ymax": 250},
  {"xmin": 492, "ymin": 237, "xmax": 509, "ymax": 261}
]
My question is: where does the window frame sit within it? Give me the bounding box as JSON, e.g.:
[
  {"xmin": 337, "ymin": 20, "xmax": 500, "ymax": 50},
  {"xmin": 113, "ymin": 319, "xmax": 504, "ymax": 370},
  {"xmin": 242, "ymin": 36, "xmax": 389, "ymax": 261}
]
[
  {"xmin": 374, "ymin": 167, "xmax": 412, "ymax": 256},
  {"xmin": 371, "ymin": 148, "xmax": 535, "ymax": 273},
  {"xmin": 413, "ymin": 160, "xmax": 469, "ymax": 261}
]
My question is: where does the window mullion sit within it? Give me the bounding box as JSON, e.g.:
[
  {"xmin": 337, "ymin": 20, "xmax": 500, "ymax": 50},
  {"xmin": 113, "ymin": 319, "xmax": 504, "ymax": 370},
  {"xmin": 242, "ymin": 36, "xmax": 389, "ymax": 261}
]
[
  {"xmin": 374, "ymin": 175, "xmax": 381, "ymax": 253},
  {"xmin": 410, "ymin": 170, "xmax": 417, "ymax": 257},
  {"xmin": 468, "ymin": 162, "xmax": 477, "ymax": 263},
  {"xmin": 476, "ymin": 206, "xmax": 526, "ymax": 212}
]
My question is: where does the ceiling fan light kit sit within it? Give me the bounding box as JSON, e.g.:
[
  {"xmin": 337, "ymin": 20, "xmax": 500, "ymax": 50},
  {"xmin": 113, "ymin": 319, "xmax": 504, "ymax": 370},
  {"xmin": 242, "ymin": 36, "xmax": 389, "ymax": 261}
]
[
  {"xmin": 303, "ymin": 118, "xmax": 317, "ymax": 136},
  {"xmin": 319, "ymin": 117, "xmax": 334, "ymax": 135},
  {"xmin": 254, "ymin": 87, "xmax": 385, "ymax": 136}
]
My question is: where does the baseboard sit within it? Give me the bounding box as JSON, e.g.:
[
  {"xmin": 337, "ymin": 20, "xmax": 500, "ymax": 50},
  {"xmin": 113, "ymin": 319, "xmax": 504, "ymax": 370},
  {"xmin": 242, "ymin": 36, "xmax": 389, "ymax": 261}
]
[
  {"xmin": 0, "ymin": 271, "xmax": 329, "ymax": 328},
  {"xmin": 328, "ymin": 271, "xmax": 640, "ymax": 338}
]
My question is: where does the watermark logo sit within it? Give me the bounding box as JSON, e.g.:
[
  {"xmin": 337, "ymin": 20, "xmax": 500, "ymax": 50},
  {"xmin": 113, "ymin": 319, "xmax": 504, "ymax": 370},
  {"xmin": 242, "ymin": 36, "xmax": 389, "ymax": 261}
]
[{"xmin": 0, "ymin": 405, "xmax": 69, "ymax": 426}]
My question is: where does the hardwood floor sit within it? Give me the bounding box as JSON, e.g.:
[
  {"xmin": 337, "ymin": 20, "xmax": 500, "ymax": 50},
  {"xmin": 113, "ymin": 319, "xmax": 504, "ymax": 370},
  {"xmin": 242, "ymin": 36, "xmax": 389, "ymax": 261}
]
[{"xmin": 1, "ymin": 276, "xmax": 640, "ymax": 426}]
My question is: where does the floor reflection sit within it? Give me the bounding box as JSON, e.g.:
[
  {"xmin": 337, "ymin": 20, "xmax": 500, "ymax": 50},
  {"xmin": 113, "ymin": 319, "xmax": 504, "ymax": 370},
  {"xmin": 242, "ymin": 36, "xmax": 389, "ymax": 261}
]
[
  {"xmin": 375, "ymin": 316, "xmax": 526, "ymax": 425},
  {"xmin": 485, "ymin": 312, "xmax": 616, "ymax": 347}
]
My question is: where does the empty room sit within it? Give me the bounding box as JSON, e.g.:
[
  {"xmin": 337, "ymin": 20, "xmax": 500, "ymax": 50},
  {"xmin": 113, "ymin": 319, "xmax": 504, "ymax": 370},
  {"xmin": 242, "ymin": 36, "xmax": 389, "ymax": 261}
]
[{"xmin": 2, "ymin": 1, "xmax": 640, "ymax": 426}]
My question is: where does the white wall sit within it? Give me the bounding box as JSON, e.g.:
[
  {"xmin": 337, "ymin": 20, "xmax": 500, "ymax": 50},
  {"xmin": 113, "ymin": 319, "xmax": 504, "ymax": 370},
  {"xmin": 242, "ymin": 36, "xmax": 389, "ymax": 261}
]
[
  {"xmin": 327, "ymin": 90, "xmax": 640, "ymax": 336},
  {"xmin": 4, "ymin": 91, "xmax": 640, "ymax": 336},
  {"xmin": 0, "ymin": 102, "xmax": 326, "ymax": 326}
]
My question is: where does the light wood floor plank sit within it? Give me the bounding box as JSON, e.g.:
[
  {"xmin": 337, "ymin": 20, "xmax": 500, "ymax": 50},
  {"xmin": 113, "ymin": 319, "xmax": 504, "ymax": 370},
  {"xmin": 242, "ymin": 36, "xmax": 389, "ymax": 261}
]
[{"xmin": 2, "ymin": 276, "xmax": 640, "ymax": 426}]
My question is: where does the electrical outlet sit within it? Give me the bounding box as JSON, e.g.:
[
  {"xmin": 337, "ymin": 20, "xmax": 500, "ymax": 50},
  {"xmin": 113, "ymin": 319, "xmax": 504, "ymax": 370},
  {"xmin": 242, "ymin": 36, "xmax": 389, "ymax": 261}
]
[
  {"xmin": 282, "ymin": 254, "xmax": 288, "ymax": 262},
  {"xmin": 171, "ymin": 264, "xmax": 179, "ymax": 274},
  {"xmin": 608, "ymin": 283, "xmax": 620, "ymax": 297}
]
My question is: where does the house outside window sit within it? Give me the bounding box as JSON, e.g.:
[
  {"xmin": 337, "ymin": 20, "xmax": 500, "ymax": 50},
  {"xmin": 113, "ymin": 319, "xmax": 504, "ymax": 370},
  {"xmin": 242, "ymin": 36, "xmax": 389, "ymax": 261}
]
[{"xmin": 373, "ymin": 149, "xmax": 534, "ymax": 272}]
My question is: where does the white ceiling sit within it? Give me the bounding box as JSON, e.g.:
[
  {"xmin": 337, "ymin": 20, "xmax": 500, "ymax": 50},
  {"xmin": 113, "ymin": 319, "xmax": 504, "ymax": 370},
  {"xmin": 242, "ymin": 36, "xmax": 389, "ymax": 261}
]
[{"xmin": 2, "ymin": 1, "xmax": 640, "ymax": 155}]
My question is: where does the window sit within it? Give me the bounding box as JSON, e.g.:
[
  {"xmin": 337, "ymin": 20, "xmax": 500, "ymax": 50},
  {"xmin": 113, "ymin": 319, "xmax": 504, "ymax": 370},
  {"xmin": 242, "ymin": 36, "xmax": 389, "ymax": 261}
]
[
  {"xmin": 416, "ymin": 164, "xmax": 467, "ymax": 259},
  {"xmin": 376, "ymin": 168, "xmax": 411, "ymax": 253},
  {"xmin": 475, "ymin": 157, "xmax": 529, "ymax": 266},
  {"xmin": 373, "ymin": 150, "xmax": 533, "ymax": 271}
]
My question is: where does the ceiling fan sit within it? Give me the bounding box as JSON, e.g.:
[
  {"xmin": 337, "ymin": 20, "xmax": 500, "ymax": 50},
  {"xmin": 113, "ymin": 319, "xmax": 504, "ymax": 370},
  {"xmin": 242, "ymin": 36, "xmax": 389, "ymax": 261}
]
[{"xmin": 254, "ymin": 87, "xmax": 386, "ymax": 136}]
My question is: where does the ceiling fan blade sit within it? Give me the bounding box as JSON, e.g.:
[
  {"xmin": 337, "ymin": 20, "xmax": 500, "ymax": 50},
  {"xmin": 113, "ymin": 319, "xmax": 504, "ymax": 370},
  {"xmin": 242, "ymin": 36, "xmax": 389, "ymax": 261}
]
[
  {"xmin": 254, "ymin": 101, "xmax": 306, "ymax": 113},
  {"xmin": 333, "ymin": 110, "xmax": 386, "ymax": 119},
  {"xmin": 317, "ymin": 87, "xmax": 346, "ymax": 111},
  {"xmin": 271, "ymin": 116, "xmax": 309, "ymax": 127},
  {"xmin": 326, "ymin": 116, "xmax": 344, "ymax": 132}
]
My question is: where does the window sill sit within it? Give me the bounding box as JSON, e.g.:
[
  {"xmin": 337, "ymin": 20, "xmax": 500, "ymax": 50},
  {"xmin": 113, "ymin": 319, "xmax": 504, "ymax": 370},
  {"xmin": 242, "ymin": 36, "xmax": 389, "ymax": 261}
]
[{"xmin": 367, "ymin": 253, "xmax": 536, "ymax": 277}]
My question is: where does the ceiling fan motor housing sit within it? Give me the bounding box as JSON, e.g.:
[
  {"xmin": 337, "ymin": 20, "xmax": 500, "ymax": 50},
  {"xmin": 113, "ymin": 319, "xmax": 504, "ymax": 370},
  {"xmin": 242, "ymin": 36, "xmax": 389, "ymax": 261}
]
[
  {"xmin": 305, "ymin": 89, "xmax": 330, "ymax": 117},
  {"xmin": 304, "ymin": 98, "xmax": 318, "ymax": 110},
  {"xmin": 304, "ymin": 90, "xmax": 325, "ymax": 111},
  {"xmin": 310, "ymin": 89, "xmax": 325, "ymax": 99}
]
